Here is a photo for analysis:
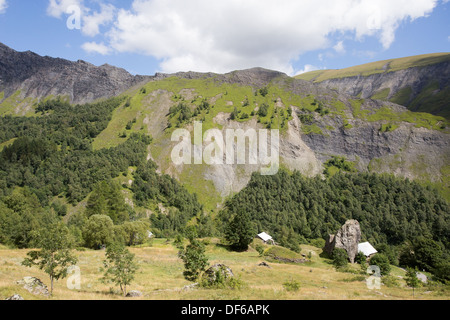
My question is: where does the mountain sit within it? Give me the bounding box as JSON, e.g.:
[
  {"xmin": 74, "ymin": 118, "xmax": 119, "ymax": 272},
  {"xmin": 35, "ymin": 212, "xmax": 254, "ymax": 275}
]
[
  {"xmin": 0, "ymin": 42, "xmax": 150, "ymax": 115},
  {"xmin": 295, "ymin": 53, "xmax": 450, "ymax": 119},
  {"xmin": 0, "ymin": 43, "xmax": 449, "ymax": 208}
]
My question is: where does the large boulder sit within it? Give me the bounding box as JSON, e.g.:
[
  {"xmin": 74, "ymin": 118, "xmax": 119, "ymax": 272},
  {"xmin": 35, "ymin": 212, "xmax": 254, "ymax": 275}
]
[
  {"xmin": 324, "ymin": 220, "xmax": 361, "ymax": 263},
  {"xmin": 202, "ymin": 264, "xmax": 234, "ymax": 286}
]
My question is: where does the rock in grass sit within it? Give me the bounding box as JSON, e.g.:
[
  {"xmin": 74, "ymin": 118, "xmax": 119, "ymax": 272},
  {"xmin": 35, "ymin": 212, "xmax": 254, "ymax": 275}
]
[
  {"xmin": 5, "ymin": 294, "xmax": 24, "ymax": 300},
  {"xmin": 16, "ymin": 277, "xmax": 49, "ymax": 296},
  {"xmin": 126, "ymin": 290, "xmax": 143, "ymax": 297}
]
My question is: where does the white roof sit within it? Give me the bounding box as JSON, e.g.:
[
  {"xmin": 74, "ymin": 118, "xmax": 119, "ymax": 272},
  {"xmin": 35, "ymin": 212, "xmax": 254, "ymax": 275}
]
[
  {"xmin": 358, "ymin": 242, "xmax": 378, "ymax": 256},
  {"xmin": 257, "ymin": 232, "xmax": 273, "ymax": 242}
]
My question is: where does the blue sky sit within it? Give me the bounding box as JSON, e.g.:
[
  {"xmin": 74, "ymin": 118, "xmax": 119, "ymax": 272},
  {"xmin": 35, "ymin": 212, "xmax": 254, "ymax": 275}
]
[{"xmin": 0, "ymin": 0, "xmax": 448, "ymax": 76}]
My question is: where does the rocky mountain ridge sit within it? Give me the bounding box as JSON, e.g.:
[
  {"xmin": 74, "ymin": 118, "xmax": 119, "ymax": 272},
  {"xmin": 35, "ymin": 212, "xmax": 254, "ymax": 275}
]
[{"xmin": 0, "ymin": 42, "xmax": 150, "ymax": 106}]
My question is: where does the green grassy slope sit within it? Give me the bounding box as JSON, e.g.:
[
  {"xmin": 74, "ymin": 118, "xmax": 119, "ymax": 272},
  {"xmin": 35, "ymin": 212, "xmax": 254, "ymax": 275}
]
[
  {"xmin": 295, "ymin": 53, "xmax": 450, "ymax": 119},
  {"xmin": 295, "ymin": 53, "xmax": 450, "ymax": 82}
]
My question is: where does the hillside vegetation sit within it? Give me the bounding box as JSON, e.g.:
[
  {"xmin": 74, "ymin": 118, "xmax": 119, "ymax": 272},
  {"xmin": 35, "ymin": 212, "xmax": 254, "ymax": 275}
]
[{"xmin": 295, "ymin": 53, "xmax": 450, "ymax": 119}]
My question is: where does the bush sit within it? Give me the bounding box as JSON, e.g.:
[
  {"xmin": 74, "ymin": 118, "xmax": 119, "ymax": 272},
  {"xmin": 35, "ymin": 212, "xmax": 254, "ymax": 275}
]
[
  {"xmin": 369, "ymin": 253, "xmax": 391, "ymax": 276},
  {"xmin": 255, "ymin": 244, "xmax": 265, "ymax": 256},
  {"xmin": 283, "ymin": 278, "xmax": 300, "ymax": 292},
  {"xmin": 200, "ymin": 266, "xmax": 245, "ymax": 290},
  {"xmin": 332, "ymin": 248, "xmax": 349, "ymax": 269},
  {"xmin": 82, "ymin": 215, "xmax": 114, "ymax": 249},
  {"xmin": 178, "ymin": 239, "xmax": 208, "ymax": 282}
]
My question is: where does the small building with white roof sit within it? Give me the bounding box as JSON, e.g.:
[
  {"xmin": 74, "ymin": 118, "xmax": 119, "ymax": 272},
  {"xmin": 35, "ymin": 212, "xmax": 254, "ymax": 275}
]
[
  {"xmin": 257, "ymin": 232, "xmax": 275, "ymax": 245},
  {"xmin": 358, "ymin": 242, "xmax": 378, "ymax": 258}
]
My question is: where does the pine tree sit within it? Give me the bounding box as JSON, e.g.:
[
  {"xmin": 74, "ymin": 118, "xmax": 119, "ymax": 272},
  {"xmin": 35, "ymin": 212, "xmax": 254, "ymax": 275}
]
[
  {"xmin": 405, "ymin": 267, "xmax": 421, "ymax": 297},
  {"xmin": 224, "ymin": 210, "xmax": 255, "ymax": 251}
]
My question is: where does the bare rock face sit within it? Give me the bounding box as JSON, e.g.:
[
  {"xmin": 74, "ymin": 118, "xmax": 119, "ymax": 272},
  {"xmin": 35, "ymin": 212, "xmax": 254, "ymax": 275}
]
[
  {"xmin": 324, "ymin": 220, "xmax": 361, "ymax": 263},
  {"xmin": 0, "ymin": 42, "xmax": 150, "ymax": 106}
]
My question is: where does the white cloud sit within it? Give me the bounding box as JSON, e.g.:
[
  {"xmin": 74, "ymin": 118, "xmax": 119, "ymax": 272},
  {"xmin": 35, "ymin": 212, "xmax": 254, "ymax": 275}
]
[
  {"xmin": 47, "ymin": 1, "xmax": 115, "ymax": 37},
  {"xmin": 81, "ymin": 41, "xmax": 111, "ymax": 55},
  {"xmin": 0, "ymin": 0, "xmax": 7, "ymax": 14},
  {"xmin": 47, "ymin": 0, "xmax": 83, "ymax": 18},
  {"xmin": 295, "ymin": 65, "xmax": 322, "ymax": 76},
  {"xmin": 105, "ymin": 0, "xmax": 438, "ymax": 74},
  {"xmin": 82, "ymin": 4, "xmax": 116, "ymax": 37},
  {"xmin": 333, "ymin": 41, "xmax": 346, "ymax": 54},
  {"xmin": 48, "ymin": 0, "xmax": 439, "ymax": 74}
]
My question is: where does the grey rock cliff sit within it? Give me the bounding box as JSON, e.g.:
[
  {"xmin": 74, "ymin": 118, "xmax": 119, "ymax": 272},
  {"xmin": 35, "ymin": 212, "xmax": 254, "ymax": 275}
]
[
  {"xmin": 316, "ymin": 60, "xmax": 450, "ymax": 117},
  {"xmin": 0, "ymin": 42, "xmax": 150, "ymax": 105}
]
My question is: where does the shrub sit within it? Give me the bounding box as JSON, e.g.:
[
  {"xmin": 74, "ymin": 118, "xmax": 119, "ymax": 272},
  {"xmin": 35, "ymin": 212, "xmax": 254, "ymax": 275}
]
[
  {"xmin": 332, "ymin": 248, "xmax": 349, "ymax": 269},
  {"xmin": 370, "ymin": 253, "xmax": 391, "ymax": 276},
  {"xmin": 283, "ymin": 278, "xmax": 300, "ymax": 292}
]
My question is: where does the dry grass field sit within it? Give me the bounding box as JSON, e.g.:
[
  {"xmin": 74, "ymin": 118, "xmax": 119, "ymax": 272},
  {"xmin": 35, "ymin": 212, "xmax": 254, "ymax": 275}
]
[{"xmin": 0, "ymin": 240, "xmax": 448, "ymax": 300}]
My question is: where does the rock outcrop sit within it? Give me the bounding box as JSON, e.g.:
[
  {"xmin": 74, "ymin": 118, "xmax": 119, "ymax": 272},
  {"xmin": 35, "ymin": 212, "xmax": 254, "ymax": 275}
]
[
  {"xmin": 202, "ymin": 264, "xmax": 234, "ymax": 285},
  {"xmin": 126, "ymin": 290, "xmax": 143, "ymax": 297},
  {"xmin": 16, "ymin": 277, "xmax": 50, "ymax": 296},
  {"xmin": 5, "ymin": 294, "xmax": 24, "ymax": 300},
  {"xmin": 316, "ymin": 58, "xmax": 450, "ymax": 118},
  {"xmin": 324, "ymin": 220, "xmax": 361, "ymax": 263}
]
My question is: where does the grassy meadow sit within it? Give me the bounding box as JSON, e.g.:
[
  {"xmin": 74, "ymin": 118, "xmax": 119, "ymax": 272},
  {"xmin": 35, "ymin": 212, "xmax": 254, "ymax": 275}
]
[{"xmin": 0, "ymin": 239, "xmax": 448, "ymax": 300}]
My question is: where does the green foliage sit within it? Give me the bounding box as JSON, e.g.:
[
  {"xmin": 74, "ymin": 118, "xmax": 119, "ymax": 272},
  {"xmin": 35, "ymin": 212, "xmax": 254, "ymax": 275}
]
[
  {"xmin": 277, "ymin": 226, "xmax": 301, "ymax": 253},
  {"xmin": 102, "ymin": 242, "xmax": 139, "ymax": 296},
  {"xmin": 376, "ymin": 243, "xmax": 399, "ymax": 266},
  {"xmin": 86, "ymin": 181, "xmax": 130, "ymax": 224},
  {"xmin": 323, "ymin": 156, "xmax": 356, "ymax": 177},
  {"xmin": 332, "ymin": 248, "xmax": 349, "ymax": 269},
  {"xmin": 224, "ymin": 210, "xmax": 256, "ymax": 251},
  {"xmin": 178, "ymin": 238, "xmax": 209, "ymax": 282},
  {"xmin": 298, "ymin": 113, "xmax": 314, "ymax": 124},
  {"xmin": 369, "ymin": 254, "xmax": 391, "ymax": 276},
  {"xmin": 259, "ymin": 87, "xmax": 269, "ymax": 97},
  {"xmin": 255, "ymin": 244, "xmax": 265, "ymax": 256},
  {"xmin": 220, "ymin": 171, "xmax": 450, "ymax": 253},
  {"xmin": 230, "ymin": 107, "xmax": 239, "ymax": 120},
  {"xmin": 258, "ymin": 103, "xmax": 269, "ymax": 117},
  {"xmin": 131, "ymin": 161, "xmax": 202, "ymax": 237},
  {"xmin": 355, "ymin": 252, "xmax": 367, "ymax": 265},
  {"xmin": 405, "ymin": 267, "xmax": 421, "ymax": 297},
  {"xmin": 399, "ymin": 237, "xmax": 448, "ymax": 281},
  {"xmin": 0, "ymin": 97, "xmax": 153, "ymax": 205},
  {"xmin": 0, "ymin": 187, "xmax": 45, "ymax": 248},
  {"xmin": 114, "ymin": 220, "xmax": 151, "ymax": 246},
  {"xmin": 169, "ymin": 102, "xmax": 193, "ymax": 127},
  {"xmin": 82, "ymin": 214, "xmax": 115, "ymax": 249},
  {"xmin": 380, "ymin": 123, "xmax": 399, "ymax": 133},
  {"xmin": 22, "ymin": 222, "xmax": 78, "ymax": 295},
  {"xmin": 283, "ymin": 278, "xmax": 301, "ymax": 292},
  {"xmin": 200, "ymin": 266, "xmax": 245, "ymax": 290}
]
